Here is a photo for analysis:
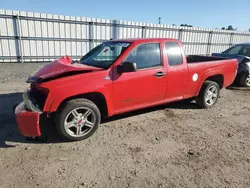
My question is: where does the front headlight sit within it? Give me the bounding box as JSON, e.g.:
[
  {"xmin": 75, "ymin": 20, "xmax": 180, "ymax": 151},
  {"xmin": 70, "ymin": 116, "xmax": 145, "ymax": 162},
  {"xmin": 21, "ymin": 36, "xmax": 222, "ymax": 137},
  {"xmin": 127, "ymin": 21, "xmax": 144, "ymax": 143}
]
[
  {"xmin": 22, "ymin": 91, "xmax": 30, "ymax": 109},
  {"xmin": 22, "ymin": 90, "xmax": 42, "ymax": 114}
]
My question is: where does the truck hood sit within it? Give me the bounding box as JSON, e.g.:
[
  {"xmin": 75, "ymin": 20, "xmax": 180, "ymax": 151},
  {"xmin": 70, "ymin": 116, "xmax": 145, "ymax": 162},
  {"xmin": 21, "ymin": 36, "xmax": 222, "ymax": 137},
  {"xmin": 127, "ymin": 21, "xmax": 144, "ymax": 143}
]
[
  {"xmin": 27, "ymin": 56, "xmax": 103, "ymax": 83},
  {"xmin": 212, "ymin": 53, "xmax": 250, "ymax": 64}
]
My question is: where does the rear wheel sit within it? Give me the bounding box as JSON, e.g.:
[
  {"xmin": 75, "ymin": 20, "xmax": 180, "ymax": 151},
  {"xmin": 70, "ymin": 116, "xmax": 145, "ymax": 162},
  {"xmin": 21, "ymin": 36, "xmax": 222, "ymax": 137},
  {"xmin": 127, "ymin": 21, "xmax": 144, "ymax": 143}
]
[
  {"xmin": 55, "ymin": 99, "xmax": 101, "ymax": 141},
  {"xmin": 240, "ymin": 73, "xmax": 250, "ymax": 87},
  {"xmin": 195, "ymin": 81, "xmax": 220, "ymax": 108}
]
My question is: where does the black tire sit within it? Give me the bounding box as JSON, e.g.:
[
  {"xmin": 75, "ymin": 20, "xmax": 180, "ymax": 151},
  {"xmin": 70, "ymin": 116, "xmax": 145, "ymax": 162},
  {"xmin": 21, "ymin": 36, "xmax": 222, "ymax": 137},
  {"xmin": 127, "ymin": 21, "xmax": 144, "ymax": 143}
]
[
  {"xmin": 55, "ymin": 98, "xmax": 101, "ymax": 141},
  {"xmin": 239, "ymin": 73, "xmax": 250, "ymax": 87},
  {"xmin": 195, "ymin": 81, "xmax": 220, "ymax": 109}
]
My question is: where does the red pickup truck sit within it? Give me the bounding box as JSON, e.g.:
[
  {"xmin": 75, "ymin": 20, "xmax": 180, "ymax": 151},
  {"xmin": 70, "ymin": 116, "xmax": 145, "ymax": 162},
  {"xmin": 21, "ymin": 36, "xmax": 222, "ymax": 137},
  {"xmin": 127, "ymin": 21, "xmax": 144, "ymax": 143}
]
[{"xmin": 15, "ymin": 38, "xmax": 237, "ymax": 141}]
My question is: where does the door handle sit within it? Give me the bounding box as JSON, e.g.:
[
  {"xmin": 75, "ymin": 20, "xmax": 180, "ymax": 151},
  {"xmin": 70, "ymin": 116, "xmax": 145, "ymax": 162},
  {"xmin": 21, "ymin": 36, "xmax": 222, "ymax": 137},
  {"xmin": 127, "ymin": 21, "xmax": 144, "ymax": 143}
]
[{"xmin": 154, "ymin": 71, "xmax": 166, "ymax": 77}]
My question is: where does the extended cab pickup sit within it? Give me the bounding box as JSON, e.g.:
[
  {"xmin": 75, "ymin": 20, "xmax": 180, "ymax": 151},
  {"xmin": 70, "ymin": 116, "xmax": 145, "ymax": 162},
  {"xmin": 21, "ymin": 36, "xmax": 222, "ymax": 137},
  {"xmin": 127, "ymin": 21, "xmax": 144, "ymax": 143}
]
[{"xmin": 15, "ymin": 38, "xmax": 238, "ymax": 141}]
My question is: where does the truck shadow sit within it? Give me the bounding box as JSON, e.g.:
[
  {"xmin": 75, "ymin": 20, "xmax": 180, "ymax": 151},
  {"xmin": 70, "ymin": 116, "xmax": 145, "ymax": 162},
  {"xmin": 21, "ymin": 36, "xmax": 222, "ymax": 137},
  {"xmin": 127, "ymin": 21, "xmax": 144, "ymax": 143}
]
[
  {"xmin": 0, "ymin": 92, "xmax": 29, "ymax": 148},
  {"xmin": 103, "ymin": 100, "xmax": 199, "ymax": 123},
  {"xmin": 0, "ymin": 92, "xmax": 59, "ymax": 148},
  {"xmin": 226, "ymin": 86, "xmax": 250, "ymax": 92},
  {"xmin": 0, "ymin": 92, "xmax": 198, "ymax": 147}
]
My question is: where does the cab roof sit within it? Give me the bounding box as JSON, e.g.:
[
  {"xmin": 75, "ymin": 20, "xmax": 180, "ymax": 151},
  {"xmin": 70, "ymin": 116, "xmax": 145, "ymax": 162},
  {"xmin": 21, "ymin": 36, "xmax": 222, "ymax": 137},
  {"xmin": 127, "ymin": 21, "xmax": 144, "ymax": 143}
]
[{"xmin": 110, "ymin": 38, "xmax": 180, "ymax": 43}]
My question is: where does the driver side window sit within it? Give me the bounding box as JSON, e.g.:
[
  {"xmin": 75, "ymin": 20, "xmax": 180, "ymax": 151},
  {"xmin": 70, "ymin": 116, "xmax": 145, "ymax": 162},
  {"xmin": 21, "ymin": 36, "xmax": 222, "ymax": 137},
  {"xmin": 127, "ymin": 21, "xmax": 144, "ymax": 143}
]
[{"xmin": 124, "ymin": 43, "xmax": 162, "ymax": 69}]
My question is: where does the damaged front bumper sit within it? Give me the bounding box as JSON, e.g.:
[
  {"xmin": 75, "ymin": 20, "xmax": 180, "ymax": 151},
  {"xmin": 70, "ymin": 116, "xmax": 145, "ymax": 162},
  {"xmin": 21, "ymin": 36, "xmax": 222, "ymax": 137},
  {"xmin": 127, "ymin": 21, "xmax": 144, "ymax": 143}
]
[{"xmin": 15, "ymin": 91, "xmax": 43, "ymax": 137}]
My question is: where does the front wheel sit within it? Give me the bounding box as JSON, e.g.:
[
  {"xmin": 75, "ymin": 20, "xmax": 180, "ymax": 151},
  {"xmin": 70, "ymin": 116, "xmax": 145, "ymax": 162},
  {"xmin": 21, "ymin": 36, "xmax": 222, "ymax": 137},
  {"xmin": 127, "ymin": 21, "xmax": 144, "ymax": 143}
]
[
  {"xmin": 55, "ymin": 99, "xmax": 101, "ymax": 141},
  {"xmin": 240, "ymin": 74, "xmax": 250, "ymax": 87},
  {"xmin": 195, "ymin": 81, "xmax": 220, "ymax": 108}
]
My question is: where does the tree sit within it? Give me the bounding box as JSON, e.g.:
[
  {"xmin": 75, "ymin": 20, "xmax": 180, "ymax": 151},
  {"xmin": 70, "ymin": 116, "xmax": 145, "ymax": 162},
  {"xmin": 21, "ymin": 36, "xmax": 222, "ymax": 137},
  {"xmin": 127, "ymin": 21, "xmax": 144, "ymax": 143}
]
[
  {"xmin": 180, "ymin": 24, "xmax": 193, "ymax": 27},
  {"xmin": 221, "ymin": 25, "xmax": 236, "ymax": 31},
  {"xmin": 226, "ymin": 25, "xmax": 234, "ymax": 30}
]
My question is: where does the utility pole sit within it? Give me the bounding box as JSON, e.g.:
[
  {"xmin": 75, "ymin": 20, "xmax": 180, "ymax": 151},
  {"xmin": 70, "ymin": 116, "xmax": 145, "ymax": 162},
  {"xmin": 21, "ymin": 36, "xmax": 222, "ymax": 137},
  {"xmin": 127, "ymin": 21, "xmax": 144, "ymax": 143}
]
[{"xmin": 158, "ymin": 17, "xmax": 162, "ymax": 24}]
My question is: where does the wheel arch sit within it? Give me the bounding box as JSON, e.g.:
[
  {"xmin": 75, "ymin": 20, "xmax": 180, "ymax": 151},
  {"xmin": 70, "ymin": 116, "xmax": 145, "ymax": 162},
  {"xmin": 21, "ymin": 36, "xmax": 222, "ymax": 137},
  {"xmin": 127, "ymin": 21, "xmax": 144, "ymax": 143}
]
[
  {"xmin": 205, "ymin": 74, "xmax": 224, "ymax": 89},
  {"xmin": 195, "ymin": 73, "xmax": 224, "ymax": 96},
  {"xmin": 52, "ymin": 92, "xmax": 109, "ymax": 119}
]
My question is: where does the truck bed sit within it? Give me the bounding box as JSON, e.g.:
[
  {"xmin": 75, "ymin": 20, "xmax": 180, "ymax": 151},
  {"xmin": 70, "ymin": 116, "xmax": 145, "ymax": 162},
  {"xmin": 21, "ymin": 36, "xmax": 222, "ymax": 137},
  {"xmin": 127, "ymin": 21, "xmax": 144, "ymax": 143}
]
[
  {"xmin": 184, "ymin": 55, "xmax": 238, "ymax": 99},
  {"xmin": 187, "ymin": 55, "xmax": 230, "ymax": 64}
]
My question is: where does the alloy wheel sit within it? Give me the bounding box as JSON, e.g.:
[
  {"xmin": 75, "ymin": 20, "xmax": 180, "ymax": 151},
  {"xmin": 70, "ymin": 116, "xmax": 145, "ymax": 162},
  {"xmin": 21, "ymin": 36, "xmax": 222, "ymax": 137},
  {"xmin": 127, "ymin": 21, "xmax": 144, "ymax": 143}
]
[
  {"xmin": 205, "ymin": 85, "xmax": 218, "ymax": 106},
  {"xmin": 64, "ymin": 107, "xmax": 96, "ymax": 138}
]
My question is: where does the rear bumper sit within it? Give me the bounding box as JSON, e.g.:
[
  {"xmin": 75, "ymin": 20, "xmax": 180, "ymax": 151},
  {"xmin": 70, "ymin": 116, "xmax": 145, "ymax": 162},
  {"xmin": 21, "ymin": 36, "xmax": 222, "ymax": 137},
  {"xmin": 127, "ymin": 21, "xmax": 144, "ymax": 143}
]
[{"xmin": 15, "ymin": 102, "xmax": 41, "ymax": 137}]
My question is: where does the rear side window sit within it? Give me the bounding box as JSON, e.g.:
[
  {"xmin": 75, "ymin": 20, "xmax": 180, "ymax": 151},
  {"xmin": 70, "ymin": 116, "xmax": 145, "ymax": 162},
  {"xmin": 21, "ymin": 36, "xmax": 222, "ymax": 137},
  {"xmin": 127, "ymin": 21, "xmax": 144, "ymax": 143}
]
[
  {"xmin": 125, "ymin": 43, "xmax": 161, "ymax": 69},
  {"xmin": 165, "ymin": 42, "xmax": 183, "ymax": 66}
]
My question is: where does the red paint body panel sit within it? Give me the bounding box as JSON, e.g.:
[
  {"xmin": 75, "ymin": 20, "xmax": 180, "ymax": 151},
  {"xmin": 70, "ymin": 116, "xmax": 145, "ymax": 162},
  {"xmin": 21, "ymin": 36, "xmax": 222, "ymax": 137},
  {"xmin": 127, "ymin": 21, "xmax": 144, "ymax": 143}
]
[
  {"xmin": 113, "ymin": 67, "xmax": 167, "ymax": 114},
  {"xmin": 185, "ymin": 59, "xmax": 237, "ymax": 98},
  {"xmin": 163, "ymin": 41, "xmax": 189, "ymax": 102},
  {"xmin": 15, "ymin": 102, "xmax": 41, "ymax": 136},
  {"xmin": 40, "ymin": 69, "xmax": 114, "ymax": 115},
  {"xmin": 15, "ymin": 38, "xmax": 238, "ymax": 137},
  {"xmin": 111, "ymin": 41, "xmax": 168, "ymax": 114}
]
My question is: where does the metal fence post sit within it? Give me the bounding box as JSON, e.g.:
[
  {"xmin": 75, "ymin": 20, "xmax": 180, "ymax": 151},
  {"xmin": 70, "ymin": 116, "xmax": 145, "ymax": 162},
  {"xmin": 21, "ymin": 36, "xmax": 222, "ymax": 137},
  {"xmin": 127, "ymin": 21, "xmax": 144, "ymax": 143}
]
[
  {"xmin": 142, "ymin": 26, "xmax": 146, "ymax": 38},
  {"xmin": 206, "ymin": 31, "xmax": 213, "ymax": 56},
  {"xmin": 13, "ymin": 14, "xmax": 24, "ymax": 63},
  {"xmin": 178, "ymin": 29, "xmax": 183, "ymax": 41},
  {"xmin": 89, "ymin": 21, "xmax": 94, "ymax": 50},
  {"xmin": 229, "ymin": 32, "xmax": 234, "ymax": 47},
  {"xmin": 112, "ymin": 20, "xmax": 118, "ymax": 39}
]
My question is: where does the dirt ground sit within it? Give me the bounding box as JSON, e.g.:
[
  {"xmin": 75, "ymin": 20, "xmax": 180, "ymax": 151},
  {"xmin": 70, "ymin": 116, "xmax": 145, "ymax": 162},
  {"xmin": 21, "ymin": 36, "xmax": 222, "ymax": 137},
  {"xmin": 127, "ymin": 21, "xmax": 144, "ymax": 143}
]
[{"xmin": 0, "ymin": 63, "xmax": 250, "ymax": 188}]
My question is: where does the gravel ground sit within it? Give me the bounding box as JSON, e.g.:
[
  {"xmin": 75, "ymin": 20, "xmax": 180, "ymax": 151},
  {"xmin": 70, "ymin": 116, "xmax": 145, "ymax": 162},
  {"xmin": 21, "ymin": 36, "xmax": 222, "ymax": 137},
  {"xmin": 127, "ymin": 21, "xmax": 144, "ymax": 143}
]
[{"xmin": 0, "ymin": 63, "xmax": 250, "ymax": 188}]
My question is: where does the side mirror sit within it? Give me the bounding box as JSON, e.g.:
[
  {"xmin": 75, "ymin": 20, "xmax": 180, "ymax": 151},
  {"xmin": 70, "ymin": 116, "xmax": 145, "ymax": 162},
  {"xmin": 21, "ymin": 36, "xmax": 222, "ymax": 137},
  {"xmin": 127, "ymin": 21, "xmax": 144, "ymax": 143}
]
[{"xmin": 117, "ymin": 62, "xmax": 137, "ymax": 74}]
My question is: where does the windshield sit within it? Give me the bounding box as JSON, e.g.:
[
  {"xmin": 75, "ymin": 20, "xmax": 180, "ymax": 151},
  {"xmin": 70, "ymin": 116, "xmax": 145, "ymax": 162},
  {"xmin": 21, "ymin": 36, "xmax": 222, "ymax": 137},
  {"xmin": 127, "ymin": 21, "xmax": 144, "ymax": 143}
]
[
  {"xmin": 79, "ymin": 41, "xmax": 131, "ymax": 69},
  {"xmin": 223, "ymin": 45, "xmax": 250, "ymax": 57}
]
